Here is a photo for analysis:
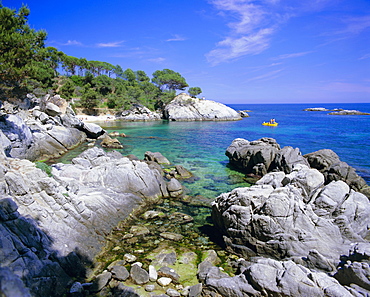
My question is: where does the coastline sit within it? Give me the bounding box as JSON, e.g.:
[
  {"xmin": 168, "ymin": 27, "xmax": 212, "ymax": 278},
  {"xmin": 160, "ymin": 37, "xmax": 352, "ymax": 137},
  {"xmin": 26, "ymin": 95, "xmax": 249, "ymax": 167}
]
[
  {"xmin": 1, "ymin": 98, "xmax": 370, "ymax": 296},
  {"xmin": 76, "ymin": 114, "xmax": 118, "ymax": 122}
]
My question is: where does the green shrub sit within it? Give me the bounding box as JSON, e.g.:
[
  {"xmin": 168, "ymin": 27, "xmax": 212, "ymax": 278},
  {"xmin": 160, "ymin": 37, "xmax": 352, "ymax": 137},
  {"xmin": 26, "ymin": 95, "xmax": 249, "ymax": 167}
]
[{"xmin": 35, "ymin": 161, "xmax": 53, "ymax": 177}]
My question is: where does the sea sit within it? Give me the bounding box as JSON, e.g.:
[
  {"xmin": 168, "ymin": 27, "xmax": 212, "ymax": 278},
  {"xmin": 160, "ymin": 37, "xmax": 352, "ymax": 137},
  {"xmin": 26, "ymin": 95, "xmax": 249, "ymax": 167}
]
[{"xmin": 66, "ymin": 102, "xmax": 370, "ymax": 202}]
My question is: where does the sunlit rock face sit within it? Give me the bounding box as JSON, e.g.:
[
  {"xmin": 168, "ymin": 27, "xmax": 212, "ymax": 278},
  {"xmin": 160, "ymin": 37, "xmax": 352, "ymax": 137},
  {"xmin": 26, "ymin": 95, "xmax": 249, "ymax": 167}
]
[
  {"xmin": 164, "ymin": 93, "xmax": 242, "ymax": 121},
  {"xmin": 0, "ymin": 144, "xmax": 172, "ymax": 296}
]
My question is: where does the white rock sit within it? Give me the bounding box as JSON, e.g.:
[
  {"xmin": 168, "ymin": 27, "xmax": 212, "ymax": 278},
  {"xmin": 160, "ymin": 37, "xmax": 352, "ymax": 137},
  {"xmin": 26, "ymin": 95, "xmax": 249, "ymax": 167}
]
[
  {"xmin": 164, "ymin": 93, "xmax": 241, "ymax": 121},
  {"xmin": 124, "ymin": 253, "xmax": 137, "ymax": 263},
  {"xmin": 149, "ymin": 265, "xmax": 158, "ymax": 281},
  {"xmin": 157, "ymin": 277, "xmax": 172, "ymax": 286},
  {"xmin": 166, "ymin": 288, "xmax": 181, "ymax": 297}
]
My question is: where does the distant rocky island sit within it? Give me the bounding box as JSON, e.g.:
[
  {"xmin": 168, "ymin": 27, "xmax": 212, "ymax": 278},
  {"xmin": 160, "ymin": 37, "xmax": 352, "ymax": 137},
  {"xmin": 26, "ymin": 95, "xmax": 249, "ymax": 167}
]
[
  {"xmin": 1, "ymin": 95, "xmax": 370, "ymax": 297},
  {"xmin": 304, "ymin": 107, "xmax": 370, "ymax": 115}
]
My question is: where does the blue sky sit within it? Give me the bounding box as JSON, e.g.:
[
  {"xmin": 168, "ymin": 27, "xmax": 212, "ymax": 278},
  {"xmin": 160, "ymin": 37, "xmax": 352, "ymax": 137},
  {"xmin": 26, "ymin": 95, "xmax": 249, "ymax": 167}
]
[{"xmin": 4, "ymin": 0, "xmax": 370, "ymax": 104}]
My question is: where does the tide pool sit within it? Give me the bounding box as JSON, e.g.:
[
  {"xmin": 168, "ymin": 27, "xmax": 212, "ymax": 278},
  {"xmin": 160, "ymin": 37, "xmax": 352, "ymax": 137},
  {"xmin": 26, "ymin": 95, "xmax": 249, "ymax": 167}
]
[{"xmin": 94, "ymin": 103, "xmax": 370, "ymax": 200}]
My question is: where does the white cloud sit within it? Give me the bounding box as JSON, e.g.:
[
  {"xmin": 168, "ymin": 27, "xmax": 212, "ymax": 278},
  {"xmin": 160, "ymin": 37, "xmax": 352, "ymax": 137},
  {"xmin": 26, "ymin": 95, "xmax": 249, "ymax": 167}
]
[
  {"xmin": 359, "ymin": 53, "xmax": 370, "ymax": 60},
  {"xmin": 245, "ymin": 68, "xmax": 284, "ymax": 82},
  {"xmin": 318, "ymin": 15, "xmax": 370, "ymax": 47},
  {"xmin": 206, "ymin": 28, "xmax": 274, "ymax": 65},
  {"xmin": 147, "ymin": 57, "xmax": 166, "ymax": 63},
  {"xmin": 337, "ymin": 16, "xmax": 370, "ymax": 35},
  {"xmin": 273, "ymin": 51, "xmax": 314, "ymax": 60},
  {"xmin": 166, "ymin": 34, "xmax": 187, "ymax": 42},
  {"xmin": 63, "ymin": 40, "xmax": 83, "ymax": 46},
  {"xmin": 206, "ymin": 0, "xmax": 334, "ymax": 65},
  {"xmin": 96, "ymin": 41, "xmax": 124, "ymax": 48},
  {"xmin": 206, "ymin": 0, "xmax": 283, "ymax": 65}
]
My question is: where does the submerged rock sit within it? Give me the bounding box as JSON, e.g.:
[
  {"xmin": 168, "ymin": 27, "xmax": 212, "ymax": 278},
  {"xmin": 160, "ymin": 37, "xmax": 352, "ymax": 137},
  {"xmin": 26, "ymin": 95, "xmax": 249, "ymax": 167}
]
[
  {"xmin": 157, "ymin": 276, "xmax": 172, "ymax": 286},
  {"xmin": 160, "ymin": 232, "xmax": 184, "ymax": 241},
  {"xmin": 100, "ymin": 135, "xmax": 123, "ymax": 148},
  {"xmin": 110, "ymin": 265, "xmax": 129, "ymax": 281},
  {"xmin": 130, "ymin": 264, "xmax": 150, "ymax": 285},
  {"xmin": 145, "ymin": 151, "xmax": 171, "ymax": 165},
  {"xmin": 90, "ymin": 271, "xmax": 112, "ymax": 292}
]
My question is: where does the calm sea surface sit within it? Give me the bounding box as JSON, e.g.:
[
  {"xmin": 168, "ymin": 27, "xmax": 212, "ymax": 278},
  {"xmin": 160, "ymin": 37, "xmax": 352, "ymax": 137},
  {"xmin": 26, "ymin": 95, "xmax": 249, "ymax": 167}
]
[{"xmin": 60, "ymin": 103, "xmax": 370, "ymax": 200}]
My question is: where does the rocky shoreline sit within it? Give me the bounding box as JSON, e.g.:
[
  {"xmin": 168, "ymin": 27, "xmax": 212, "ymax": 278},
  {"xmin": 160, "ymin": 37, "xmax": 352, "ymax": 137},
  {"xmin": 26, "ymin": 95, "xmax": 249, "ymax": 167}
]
[
  {"xmin": 75, "ymin": 93, "xmax": 242, "ymax": 123},
  {"xmin": 0, "ymin": 96, "xmax": 370, "ymax": 296},
  {"xmin": 304, "ymin": 107, "xmax": 370, "ymax": 115}
]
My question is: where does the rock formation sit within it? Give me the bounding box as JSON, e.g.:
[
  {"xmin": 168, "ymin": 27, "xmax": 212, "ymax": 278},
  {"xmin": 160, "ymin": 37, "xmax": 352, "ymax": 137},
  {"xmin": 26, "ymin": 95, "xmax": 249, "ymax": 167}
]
[
  {"xmin": 201, "ymin": 254, "xmax": 359, "ymax": 297},
  {"xmin": 117, "ymin": 104, "xmax": 161, "ymax": 121},
  {"xmin": 303, "ymin": 107, "xmax": 370, "ymax": 115},
  {"xmin": 100, "ymin": 135, "xmax": 123, "ymax": 148},
  {"xmin": 225, "ymin": 137, "xmax": 369, "ymax": 196},
  {"xmin": 203, "ymin": 137, "xmax": 370, "ymax": 296},
  {"xmin": 225, "ymin": 137, "xmax": 309, "ymax": 176},
  {"xmin": 304, "ymin": 107, "xmax": 330, "ymax": 111},
  {"xmin": 0, "ymin": 94, "xmax": 104, "ymax": 161},
  {"xmin": 212, "ymin": 164, "xmax": 370, "ymax": 260},
  {"xmin": 329, "ymin": 110, "xmax": 370, "ymax": 115},
  {"xmin": 163, "ymin": 93, "xmax": 242, "ymax": 121},
  {"xmin": 210, "ymin": 166, "xmax": 370, "ymax": 296},
  {"xmin": 304, "ymin": 149, "xmax": 369, "ymax": 195},
  {"xmin": 0, "ymin": 143, "xmax": 184, "ymax": 296}
]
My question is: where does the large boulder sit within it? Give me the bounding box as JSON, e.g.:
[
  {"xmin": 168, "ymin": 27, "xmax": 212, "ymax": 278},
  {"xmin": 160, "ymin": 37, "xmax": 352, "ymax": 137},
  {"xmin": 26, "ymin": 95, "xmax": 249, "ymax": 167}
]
[
  {"xmin": 81, "ymin": 122, "xmax": 105, "ymax": 138},
  {"xmin": 334, "ymin": 242, "xmax": 370, "ymax": 291},
  {"xmin": 202, "ymin": 257, "xmax": 354, "ymax": 297},
  {"xmin": 0, "ymin": 113, "xmax": 86, "ymax": 161},
  {"xmin": 304, "ymin": 149, "xmax": 368, "ymax": 195},
  {"xmin": 40, "ymin": 94, "xmax": 68, "ymax": 114},
  {"xmin": 31, "ymin": 126, "xmax": 86, "ymax": 160},
  {"xmin": 163, "ymin": 93, "xmax": 242, "ymax": 121},
  {"xmin": 209, "ymin": 162, "xmax": 370, "ymax": 296},
  {"xmin": 0, "ymin": 198, "xmax": 73, "ymax": 297},
  {"xmin": 225, "ymin": 138, "xmax": 368, "ymax": 197},
  {"xmin": 0, "ymin": 97, "xmax": 103, "ymax": 161},
  {"xmin": 0, "ymin": 114, "xmax": 34, "ymax": 158},
  {"xmin": 211, "ymin": 165, "xmax": 370, "ymax": 261},
  {"xmin": 44, "ymin": 102, "xmax": 61, "ymax": 117},
  {"xmin": 225, "ymin": 137, "xmax": 307, "ymax": 176}
]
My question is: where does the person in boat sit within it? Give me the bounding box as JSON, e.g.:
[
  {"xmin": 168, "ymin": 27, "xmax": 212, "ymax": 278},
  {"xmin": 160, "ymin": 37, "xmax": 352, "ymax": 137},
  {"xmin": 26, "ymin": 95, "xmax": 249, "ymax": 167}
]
[{"xmin": 269, "ymin": 118, "xmax": 276, "ymax": 124}]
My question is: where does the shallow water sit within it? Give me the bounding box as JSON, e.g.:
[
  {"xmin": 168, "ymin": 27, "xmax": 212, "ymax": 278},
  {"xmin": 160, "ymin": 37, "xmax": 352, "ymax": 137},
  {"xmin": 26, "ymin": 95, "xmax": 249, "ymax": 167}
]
[
  {"xmin": 95, "ymin": 103, "xmax": 370, "ymax": 198},
  {"xmin": 55, "ymin": 103, "xmax": 370, "ymax": 199},
  {"xmin": 56, "ymin": 103, "xmax": 370, "ymax": 293}
]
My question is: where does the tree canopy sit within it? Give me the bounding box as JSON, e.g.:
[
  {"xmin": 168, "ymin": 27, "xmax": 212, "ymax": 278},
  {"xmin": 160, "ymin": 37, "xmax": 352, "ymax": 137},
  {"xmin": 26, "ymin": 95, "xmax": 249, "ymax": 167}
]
[
  {"xmin": 0, "ymin": 3, "xmax": 202, "ymax": 110},
  {"xmin": 0, "ymin": 3, "xmax": 47, "ymax": 96},
  {"xmin": 188, "ymin": 87, "xmax": 202, "ymax": 97},
  {"xmin": 152, "ymin": 69, "xmax": 188, "ymax": 91}
]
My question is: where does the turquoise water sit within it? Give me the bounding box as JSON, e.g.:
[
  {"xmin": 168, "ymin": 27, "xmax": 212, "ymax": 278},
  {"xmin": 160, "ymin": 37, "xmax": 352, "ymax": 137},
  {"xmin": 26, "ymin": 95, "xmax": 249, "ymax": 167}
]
[{"xmin": 97, "ymin": 103, "xmax": 370, "ymax": 200}]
